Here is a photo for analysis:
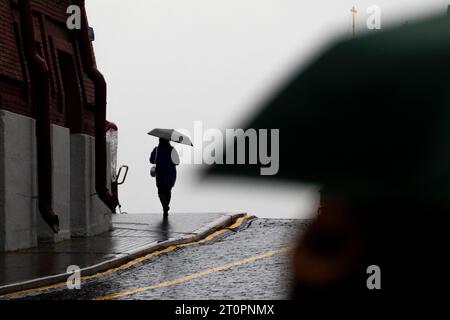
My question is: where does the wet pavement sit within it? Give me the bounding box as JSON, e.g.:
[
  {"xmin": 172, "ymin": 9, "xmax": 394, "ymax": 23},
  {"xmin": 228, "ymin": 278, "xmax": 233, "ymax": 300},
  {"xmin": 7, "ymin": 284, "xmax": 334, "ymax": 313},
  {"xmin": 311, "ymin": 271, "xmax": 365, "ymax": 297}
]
[
  {"xmin": 2, "ymin": 218, "xmax": 310, "ymax": 300},
  {"xmin": 0, "ymin": 213, "xmax": 226, "ymax": 288}
]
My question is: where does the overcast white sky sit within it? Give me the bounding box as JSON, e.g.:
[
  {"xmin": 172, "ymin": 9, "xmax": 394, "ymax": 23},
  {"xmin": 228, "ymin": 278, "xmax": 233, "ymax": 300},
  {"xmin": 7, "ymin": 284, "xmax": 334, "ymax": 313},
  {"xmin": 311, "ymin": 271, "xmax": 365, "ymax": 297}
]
[{"xmin": 86, "ymin": 1, "xmax": 449, "ymax": 218}]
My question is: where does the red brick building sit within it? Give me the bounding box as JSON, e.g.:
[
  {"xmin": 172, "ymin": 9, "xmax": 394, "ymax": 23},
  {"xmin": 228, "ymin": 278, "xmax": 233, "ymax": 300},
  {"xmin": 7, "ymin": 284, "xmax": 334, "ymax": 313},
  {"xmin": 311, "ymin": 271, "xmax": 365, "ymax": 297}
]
[
  {"xmin": 0, "ymin": 0, "xmax": 97, "ymax": 133},
  {"xmin": 0, "ymin": 0, "xmax": 117, "ymax": 251}
]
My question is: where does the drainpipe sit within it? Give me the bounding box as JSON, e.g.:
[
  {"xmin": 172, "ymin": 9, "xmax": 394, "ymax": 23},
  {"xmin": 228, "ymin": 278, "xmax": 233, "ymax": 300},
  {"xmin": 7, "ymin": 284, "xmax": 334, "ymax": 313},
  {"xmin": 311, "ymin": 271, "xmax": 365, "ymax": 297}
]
[
  {"xmin": 18, "ymin": 0, "xmax": 59, "ymax": 233},
  {"xmin": 76, "ymin": 0, "xmax": 119, "ymax": 211}
]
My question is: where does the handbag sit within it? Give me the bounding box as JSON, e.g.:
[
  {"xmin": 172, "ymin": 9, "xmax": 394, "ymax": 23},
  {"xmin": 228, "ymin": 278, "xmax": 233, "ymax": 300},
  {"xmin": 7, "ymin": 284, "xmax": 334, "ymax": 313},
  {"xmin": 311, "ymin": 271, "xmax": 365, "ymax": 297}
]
[{"xmin": 150, "ymin": 147, "xmax": 158, "ymax": 178}]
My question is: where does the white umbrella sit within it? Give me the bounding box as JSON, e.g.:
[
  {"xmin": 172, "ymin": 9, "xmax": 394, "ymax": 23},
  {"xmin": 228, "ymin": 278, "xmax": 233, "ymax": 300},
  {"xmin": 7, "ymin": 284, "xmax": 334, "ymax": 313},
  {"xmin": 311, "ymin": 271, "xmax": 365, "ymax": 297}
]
[{"xmin": 147, "ymin": 128, "xmax": 193, "ymax": 146}]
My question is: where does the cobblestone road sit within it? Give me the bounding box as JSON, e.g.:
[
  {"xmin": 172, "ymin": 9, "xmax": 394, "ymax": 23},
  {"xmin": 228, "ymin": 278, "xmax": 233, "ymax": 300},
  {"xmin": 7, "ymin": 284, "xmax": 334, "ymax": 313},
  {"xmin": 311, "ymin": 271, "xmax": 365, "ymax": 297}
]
[{"xmin": 5, "ymin": 218, "xmax": 309, "ymax": 300}]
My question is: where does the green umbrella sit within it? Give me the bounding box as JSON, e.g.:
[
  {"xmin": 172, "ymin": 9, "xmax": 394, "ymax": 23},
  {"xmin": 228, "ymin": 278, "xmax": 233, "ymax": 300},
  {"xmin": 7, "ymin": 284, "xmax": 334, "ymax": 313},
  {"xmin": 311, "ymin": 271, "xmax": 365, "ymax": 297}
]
[{"xmin": 210, "ymin": 15, "xmax": 450, "ymax": 204}]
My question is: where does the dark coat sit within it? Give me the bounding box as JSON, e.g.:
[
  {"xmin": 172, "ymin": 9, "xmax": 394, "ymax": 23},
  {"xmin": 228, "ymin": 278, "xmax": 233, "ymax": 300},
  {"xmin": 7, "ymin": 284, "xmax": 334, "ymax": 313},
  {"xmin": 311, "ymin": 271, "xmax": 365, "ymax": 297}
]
[{"xmin": 150, "ymin": 141, "xmax": 180, "ymax": 188}]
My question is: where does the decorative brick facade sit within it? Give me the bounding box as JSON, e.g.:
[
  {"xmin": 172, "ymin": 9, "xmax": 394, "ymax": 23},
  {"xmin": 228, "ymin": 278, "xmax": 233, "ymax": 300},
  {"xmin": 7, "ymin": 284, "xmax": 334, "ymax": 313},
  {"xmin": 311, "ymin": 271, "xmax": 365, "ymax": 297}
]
[{"xmin": 0, "ymin": 0, "xmax": 97, "ymax": 136}]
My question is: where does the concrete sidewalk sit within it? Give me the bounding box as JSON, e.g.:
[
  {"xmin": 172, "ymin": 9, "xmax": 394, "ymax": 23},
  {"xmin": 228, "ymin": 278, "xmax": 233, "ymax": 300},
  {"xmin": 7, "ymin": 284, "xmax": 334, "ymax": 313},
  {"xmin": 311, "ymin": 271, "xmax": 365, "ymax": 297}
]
[{"xmin": 0, "ymin": 212, "xmax": 246, "ymax": 295}]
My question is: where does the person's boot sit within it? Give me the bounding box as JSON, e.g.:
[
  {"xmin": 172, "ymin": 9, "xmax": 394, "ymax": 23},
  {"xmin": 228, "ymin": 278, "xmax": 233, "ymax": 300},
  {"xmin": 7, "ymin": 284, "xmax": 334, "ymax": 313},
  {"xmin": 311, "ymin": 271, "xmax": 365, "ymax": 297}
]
[{"xmin": 163, "ymin": 208, "xmax": 169, "ymax": 217}]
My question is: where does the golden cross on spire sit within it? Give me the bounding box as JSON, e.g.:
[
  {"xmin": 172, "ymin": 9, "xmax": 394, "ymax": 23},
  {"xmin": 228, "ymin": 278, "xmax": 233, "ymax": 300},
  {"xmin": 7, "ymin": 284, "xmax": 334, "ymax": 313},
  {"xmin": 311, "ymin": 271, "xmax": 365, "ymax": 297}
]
[{"xmin": 350, "ymin": 5, "xmax": 358, "ymax": 38}]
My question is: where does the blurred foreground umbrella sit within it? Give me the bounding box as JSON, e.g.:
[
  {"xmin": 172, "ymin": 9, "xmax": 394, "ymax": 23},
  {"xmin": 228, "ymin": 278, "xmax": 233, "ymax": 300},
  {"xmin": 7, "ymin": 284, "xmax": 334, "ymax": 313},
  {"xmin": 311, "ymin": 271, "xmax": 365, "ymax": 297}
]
[
  {"xmin": 148, "ymin": 128, "xmax": 193, "ymax": 146},
  {"xmin": 209, "ymin": 15, "xmax": 450, "ymax": 299},
  {"xmin": 210, "ymin": 15, "xmax": 450, "ymax": 204}
]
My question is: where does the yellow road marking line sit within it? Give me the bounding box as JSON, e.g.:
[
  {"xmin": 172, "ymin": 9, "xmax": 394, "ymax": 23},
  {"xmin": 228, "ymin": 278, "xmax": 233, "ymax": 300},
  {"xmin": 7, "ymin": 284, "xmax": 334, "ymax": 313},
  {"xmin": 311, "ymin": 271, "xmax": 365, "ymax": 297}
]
[
  {"xmin": 179, "ymin": 214, "xmax": 250, "ymax": 247},
  {"xmin": 1, "ymin": 214, "xmax": 252, "ymax": 298},
  {"xmin": 94, "ymin": 246, "xmax": 293, "ymax": 300}
]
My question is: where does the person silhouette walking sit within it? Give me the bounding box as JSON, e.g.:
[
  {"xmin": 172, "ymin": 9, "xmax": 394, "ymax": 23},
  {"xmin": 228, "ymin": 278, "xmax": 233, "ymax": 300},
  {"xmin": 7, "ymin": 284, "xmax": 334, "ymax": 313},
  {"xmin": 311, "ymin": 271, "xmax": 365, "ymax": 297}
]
[{"xmin": 150, "ymin": 138, "xmax": 180, "ymax": 216}]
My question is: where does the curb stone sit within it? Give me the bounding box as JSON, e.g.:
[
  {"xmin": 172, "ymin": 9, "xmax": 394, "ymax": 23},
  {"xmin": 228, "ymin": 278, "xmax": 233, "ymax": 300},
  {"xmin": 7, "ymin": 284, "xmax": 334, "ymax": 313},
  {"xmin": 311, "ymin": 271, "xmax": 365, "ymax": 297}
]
[{"xmin": 0, "ymin": 212, "xmax": 250, "ymax": 296}]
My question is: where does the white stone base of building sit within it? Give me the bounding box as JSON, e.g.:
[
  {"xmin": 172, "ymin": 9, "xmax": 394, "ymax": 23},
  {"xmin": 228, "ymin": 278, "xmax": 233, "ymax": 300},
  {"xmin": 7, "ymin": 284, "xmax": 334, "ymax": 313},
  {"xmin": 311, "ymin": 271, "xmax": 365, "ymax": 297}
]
[
  {"xmin": 70, "ymin": 134, "xmax": 113, "ymax": 237},
  {"xmin": 0, "ymin": 110, "xmax": 112, "ymax": 251}
]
